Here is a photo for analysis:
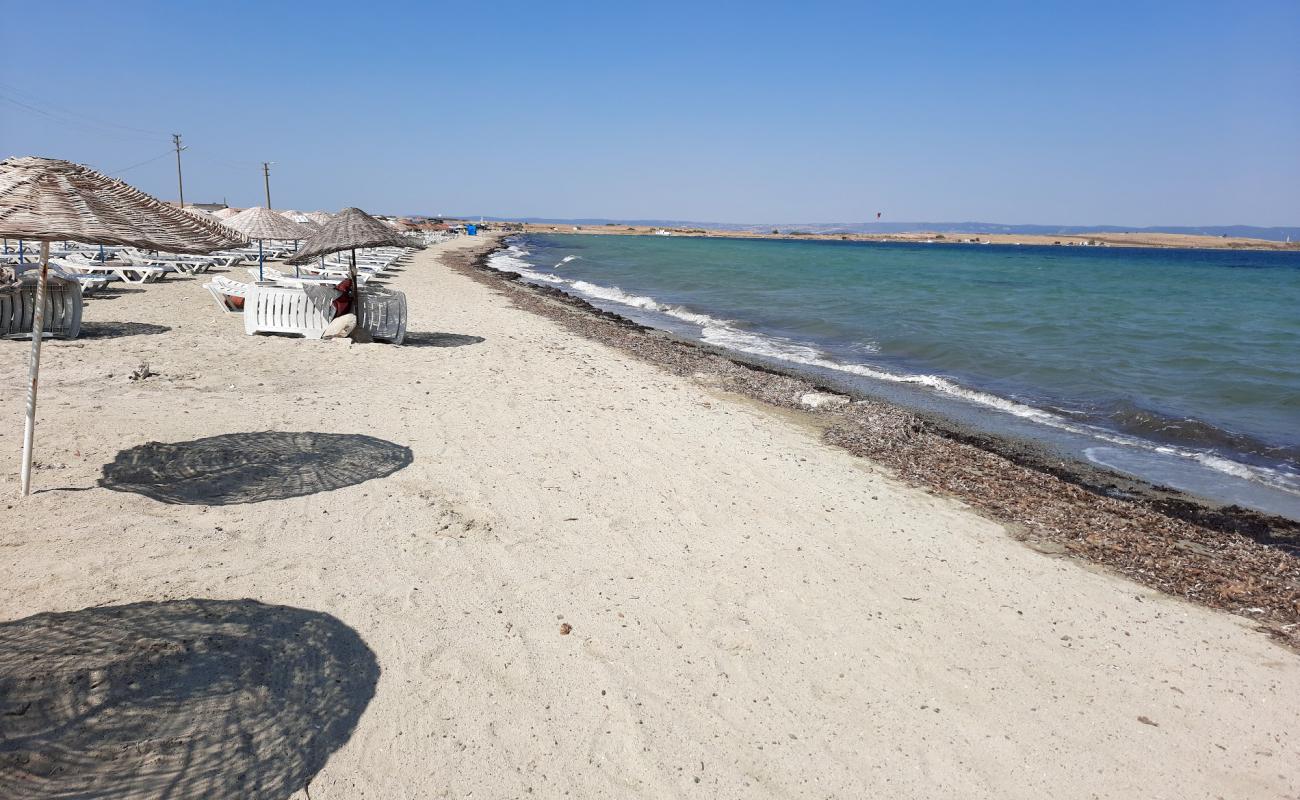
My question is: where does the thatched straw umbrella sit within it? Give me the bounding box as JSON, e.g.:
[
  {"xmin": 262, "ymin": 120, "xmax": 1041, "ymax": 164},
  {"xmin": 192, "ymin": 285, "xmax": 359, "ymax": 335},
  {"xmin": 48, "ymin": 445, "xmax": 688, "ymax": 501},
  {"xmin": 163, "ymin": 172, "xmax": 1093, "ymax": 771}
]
[
  {"xmin": 290, "ymin": 220, "xmax": 324, "ymax": 273},
  {"xmin": 305, "ymin": 210, "xmax": 333, "ymax": 225},
  {"xmin": 213, "ymin": 207, "xmax": 241, "ymax": 220},
  {"xmin": 180, "ymin": 207, "xmax": 244, "ymax": 250},
  {"xmin": 279, "ymin": 212, "xmax": 319, "ymax": 239},
  {"xmin": 223, "ymin": 206, "xmax": 311, "ymax": 281},
  {"xmin": 285, "ymin": 207, "xmax": 421, "ymax": 329},
  {"xmin": 0, "ymin": 156, "xmax": 246, "ymax": 496}
]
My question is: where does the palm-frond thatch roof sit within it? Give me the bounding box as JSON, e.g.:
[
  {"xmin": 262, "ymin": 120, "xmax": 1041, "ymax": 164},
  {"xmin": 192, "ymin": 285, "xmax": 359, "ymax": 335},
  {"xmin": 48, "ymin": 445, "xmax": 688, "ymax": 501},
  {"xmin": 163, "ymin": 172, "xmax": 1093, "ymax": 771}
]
[
  {"xmin": 0, "ymin": 156, "xmax": 247, "ymax": 253},
  {"xmin": 286, "ymin": 207, "xmax": 421, "ymax": 264},
  {"xmin": 224, "ymin": 206, "xmax": 313, "ymax": 241}
]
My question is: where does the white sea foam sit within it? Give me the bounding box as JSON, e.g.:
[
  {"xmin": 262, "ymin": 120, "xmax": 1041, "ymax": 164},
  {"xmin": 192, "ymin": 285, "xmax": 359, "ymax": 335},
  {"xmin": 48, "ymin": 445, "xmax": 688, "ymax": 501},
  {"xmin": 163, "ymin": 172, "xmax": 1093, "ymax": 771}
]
[
  {"xmin": 700, "ymin": 325, "xmax": 826, "ymax": 362},
  {"xmin": 1193, "ymin": 453, "xmax": 1265, "ymax": 482},
  {"xmin": 570, "ymin": 280, "xmax": 662, "ymax": 310},
  {"xmin": 848, "ymin": 340, "xmax": 882, "ymax": 355},
  {"xmin": 486, "ymin": 248, "xmax": 1298, "ymax": 496},
  {"xmin": 490, "ymin": 250, "xmax": 567, "ymax": 284},
  {"xmin": 664, "ymin": 305, "xmax": 726, "ymax": 326}
]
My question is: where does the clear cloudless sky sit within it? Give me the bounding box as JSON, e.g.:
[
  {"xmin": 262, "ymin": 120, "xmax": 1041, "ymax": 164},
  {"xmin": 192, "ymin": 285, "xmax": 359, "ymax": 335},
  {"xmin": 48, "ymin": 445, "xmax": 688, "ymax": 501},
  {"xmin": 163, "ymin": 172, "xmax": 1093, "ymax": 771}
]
[{"xmin": 1, "ymin": 0, "xmax": 1297, "ymax": 226}]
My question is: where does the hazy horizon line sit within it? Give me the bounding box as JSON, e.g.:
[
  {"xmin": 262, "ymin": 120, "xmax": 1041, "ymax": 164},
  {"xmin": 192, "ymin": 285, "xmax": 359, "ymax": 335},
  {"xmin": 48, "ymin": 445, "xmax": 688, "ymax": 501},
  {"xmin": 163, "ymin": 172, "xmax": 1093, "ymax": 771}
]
[{"xmin": 419, "ymin": 215, "xmax": 1300, "ymax": 237}]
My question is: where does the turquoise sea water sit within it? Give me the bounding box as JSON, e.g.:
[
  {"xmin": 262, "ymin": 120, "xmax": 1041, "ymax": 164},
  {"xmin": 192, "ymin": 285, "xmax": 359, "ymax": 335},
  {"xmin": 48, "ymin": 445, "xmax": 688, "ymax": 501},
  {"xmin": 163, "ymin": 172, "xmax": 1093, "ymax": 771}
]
[{"xmin": 491, "ymin": 234, "xmax": 1300, "ymax": 518}]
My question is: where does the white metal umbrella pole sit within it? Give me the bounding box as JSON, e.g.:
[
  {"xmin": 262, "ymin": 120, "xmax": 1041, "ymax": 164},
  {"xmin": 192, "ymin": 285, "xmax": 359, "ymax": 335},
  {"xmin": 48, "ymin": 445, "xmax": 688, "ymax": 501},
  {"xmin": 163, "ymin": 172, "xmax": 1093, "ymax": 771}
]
[{"xmin": 20, "ymin": 240, "xmax": 51, "ymax": 496}]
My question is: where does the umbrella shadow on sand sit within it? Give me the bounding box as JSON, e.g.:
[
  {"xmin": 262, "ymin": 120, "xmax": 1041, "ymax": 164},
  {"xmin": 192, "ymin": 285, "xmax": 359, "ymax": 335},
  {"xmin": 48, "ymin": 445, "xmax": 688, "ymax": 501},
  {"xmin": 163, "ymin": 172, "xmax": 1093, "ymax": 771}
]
[
  {"xmin": 78, "ymin": 322, "xmax": 172, "ymax": 338},
  {"xmin": 0, "ymin": 598, "xmax": 379, "ymax": 800},
  {"xmin": 402, "ymin": 332, "xmax": 485, "ymax": 348},
  {"xmin": 99, "ymin": 431, "xmax": 412, "ymax": 505}
]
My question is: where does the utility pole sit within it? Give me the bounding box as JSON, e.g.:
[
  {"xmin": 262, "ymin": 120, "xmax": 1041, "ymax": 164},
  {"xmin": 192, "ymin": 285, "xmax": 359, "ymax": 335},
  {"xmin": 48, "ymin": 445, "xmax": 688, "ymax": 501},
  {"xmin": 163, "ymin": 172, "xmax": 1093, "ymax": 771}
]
[
  {"xmin": 262, "ymin": 162, "xmax": 273, "ymax": 209},
  {"xmin": 172, "ymin": 134, "xmax": 186, "ymax": 208}
]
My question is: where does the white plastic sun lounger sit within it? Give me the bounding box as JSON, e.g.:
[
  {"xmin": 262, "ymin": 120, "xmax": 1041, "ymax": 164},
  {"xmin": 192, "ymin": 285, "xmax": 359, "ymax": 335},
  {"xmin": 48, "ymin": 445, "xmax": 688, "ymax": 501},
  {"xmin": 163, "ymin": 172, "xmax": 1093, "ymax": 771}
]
[
  {"xmin": 243, "ymin": 283, "xmax": 338, "ymax": 338},
  {"xmin": 215, "ymin": 249, "xmax": 257, "ymax": 264},
  {"xmin": 357, "ymin": 287, "xmax": 407, "ymax": 344},
  {"xmin": 255, "ymin": 268, "xmax": 344, "ymax": 287},
  {"xmin": 61, "ymin": 256, "xmax": 170, "ymax": 284},
  {"xmin": 61, "ymin": 252, "xmax": 119, "ymax": 269},
  {"xmin": 266, "ymin": 265, "xmax": 375, "ymax": 285},
  {"xmin": 44, "ymin": 260, "xmax": 116, "ymax": 294},
  {"xmin": 131, "ymin": 256, "xmax": 207, "ymax": 275},
  {"xmin": 111, "ymin": 264, "xmax": 170, "ymax": 283},
  {"xmin": 323, "ymin": 252, "xmax": 403, "ymax": 269},
  {"xmin": 125, "ymin": 250, "xmax": 227, "ymax": 275},
  {"xmin": 203, "ymin": 275, "xmax": 251, "ymax": 313}
]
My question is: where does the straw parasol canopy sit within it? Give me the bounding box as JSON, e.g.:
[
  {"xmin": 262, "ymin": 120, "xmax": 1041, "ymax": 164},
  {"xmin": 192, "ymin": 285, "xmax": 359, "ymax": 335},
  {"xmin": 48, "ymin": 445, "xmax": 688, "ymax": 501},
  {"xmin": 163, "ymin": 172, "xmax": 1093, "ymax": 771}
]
[
  {"xmin": 224, "ymin": 206, "xmax": 315, "ymax": 281},
  {"xmin": 213, "ymin": 207, "xmax": 241, "ymax": 220},
  {"xmin": 285, "ymin": 207, "xmax": 418, "ymax": 265},
  {"xmin": 305, "ymin": 210, "xmax": 333, "ymax": 225},
  {"xmin": 179, "ymin": 206, "xmax": 247, "ymax": 242},
  {"xmin": 0, "ymin": 156, "xmax": 248, "ymax": 253},
  {"xmin": 0, "ymin": 155, "xmax": 247, "ymax": 497},
  {"xmin": 224, "ymin": 206, "xmax": 311, "ymax": 241}
]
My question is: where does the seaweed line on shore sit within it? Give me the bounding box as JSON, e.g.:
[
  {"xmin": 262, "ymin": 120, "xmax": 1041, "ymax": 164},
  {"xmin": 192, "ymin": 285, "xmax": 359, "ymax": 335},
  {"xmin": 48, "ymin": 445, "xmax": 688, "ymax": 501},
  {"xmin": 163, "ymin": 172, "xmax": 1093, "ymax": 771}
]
[{"xmin": 450, "ymin": 239, "xmax": 1300, "ymax": 649}]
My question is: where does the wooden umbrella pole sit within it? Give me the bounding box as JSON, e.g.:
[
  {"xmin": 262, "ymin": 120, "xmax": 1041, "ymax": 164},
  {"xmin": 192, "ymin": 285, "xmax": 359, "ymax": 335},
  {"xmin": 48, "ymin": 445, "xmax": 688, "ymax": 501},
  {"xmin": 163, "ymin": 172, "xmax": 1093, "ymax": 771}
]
[{"xmin": 20, "ymin": 240, "xmax": 51, "ymax": 496}]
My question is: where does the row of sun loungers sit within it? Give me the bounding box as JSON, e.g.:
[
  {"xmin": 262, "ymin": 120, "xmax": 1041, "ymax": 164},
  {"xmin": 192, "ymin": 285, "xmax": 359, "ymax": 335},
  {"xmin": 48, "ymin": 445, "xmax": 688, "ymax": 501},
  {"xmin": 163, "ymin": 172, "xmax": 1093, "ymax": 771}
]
[
  {"xmin": 5, "ymin": 236, "xmax": 426, "ymax": 343},
  {"xmin": 2, "ymin": 240, "xmax": 283, "ymax": 338}
]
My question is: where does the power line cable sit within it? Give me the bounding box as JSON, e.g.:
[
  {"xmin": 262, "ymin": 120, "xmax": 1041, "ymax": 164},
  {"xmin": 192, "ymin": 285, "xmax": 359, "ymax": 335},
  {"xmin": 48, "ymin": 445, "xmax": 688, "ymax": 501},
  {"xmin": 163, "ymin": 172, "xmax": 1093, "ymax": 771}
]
[
  {"xmin": 105, "ymin": 150, "xmax": 175, "ymax": 175},
  {"xmin": 0, "ymin": 82, "xmax": 167, "ymax": 137},
  {"xmin": 0, "ymin": 88, "xmax": 270, "ymax": 174},
  {"xmin": 0, "ymin": 94, "xmax": 164, "ymax": 145}
]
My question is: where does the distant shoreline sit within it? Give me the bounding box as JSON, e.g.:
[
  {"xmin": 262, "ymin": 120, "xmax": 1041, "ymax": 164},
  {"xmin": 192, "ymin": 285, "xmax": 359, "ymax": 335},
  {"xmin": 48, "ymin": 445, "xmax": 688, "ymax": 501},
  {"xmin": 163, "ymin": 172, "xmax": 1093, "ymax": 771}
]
[{"xmin": 517, "ymin": 223, "xmax": 1300, "ymax": 252}]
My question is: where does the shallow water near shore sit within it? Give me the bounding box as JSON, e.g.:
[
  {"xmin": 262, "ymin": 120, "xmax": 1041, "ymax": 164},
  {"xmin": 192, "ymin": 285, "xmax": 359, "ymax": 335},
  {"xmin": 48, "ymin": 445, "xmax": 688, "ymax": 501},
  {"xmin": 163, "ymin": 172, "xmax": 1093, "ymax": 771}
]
[{"xmin": 492, "ymin": 234, "xmax": 1300, "ymax": 520}]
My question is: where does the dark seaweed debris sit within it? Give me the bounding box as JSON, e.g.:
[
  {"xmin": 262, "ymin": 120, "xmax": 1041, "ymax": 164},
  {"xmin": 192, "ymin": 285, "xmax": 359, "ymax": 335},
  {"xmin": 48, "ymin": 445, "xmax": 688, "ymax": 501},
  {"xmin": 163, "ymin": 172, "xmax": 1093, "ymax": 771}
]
[{"xmin": 453, "ymin": 241, "xmax": 1300, "ymax": 649}]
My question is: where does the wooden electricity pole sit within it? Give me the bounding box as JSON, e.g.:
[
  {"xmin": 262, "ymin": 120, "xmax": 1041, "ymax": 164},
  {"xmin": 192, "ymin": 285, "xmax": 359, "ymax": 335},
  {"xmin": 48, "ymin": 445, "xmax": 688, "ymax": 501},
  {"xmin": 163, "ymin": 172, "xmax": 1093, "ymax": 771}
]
[
  {"xmin": 262, "ymin": 162, "xmax": 273, "ymax": 209},
  {"xmin": 172, "ymin": 134, "xmax": 186, "ymax": 208}
]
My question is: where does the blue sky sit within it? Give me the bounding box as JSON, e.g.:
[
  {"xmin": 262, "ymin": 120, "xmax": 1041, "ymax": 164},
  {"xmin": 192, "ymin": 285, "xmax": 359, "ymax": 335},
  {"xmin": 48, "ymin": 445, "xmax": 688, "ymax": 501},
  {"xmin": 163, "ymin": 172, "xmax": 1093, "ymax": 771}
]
[{"xmin": 1, "ymin": 0, "xmax": 1297, "ymax": 225}]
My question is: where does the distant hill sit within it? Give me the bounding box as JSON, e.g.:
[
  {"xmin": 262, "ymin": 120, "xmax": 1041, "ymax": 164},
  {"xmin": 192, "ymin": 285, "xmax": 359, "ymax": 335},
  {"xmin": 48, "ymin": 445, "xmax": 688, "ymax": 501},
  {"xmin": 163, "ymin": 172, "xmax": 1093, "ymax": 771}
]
[{"xmin": 447, "ymin": 216, "xmax": 1300, "ymax": 242}]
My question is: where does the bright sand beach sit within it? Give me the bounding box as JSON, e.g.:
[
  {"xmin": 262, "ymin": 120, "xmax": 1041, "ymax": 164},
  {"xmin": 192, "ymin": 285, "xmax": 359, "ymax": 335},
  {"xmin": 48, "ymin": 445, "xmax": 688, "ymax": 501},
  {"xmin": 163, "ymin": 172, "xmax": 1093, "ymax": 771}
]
[{"xmin": 2, "ymin": 234, "xmax": 1299, "ymax": 798}]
